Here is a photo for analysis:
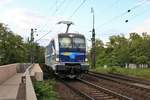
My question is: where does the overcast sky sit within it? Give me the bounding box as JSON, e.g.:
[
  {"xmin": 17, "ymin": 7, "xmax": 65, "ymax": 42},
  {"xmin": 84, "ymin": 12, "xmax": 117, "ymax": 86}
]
[{"xmin": 0, "ymin": 0, "xmax": 150, "ymax": 46}]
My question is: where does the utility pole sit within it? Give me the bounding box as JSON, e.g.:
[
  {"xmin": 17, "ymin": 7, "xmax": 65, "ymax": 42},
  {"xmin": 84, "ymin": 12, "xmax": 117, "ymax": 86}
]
[
  {"xmin": 30, "ymin": 28, "xmax": 37, "ymax": 63},
  {"xmin": 91, "ymin": 8, "xmax": 96, "ymax": 68}
]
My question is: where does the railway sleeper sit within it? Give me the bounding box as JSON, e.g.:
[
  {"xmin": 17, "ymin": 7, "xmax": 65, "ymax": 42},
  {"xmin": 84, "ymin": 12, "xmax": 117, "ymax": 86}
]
[
  {"xmin": 88, "ymin": 72, "xmax": 150, "ymax": 93},
  {"xmin": 78, "ymin": 78, "xmax": 133, "ymax": 100}
]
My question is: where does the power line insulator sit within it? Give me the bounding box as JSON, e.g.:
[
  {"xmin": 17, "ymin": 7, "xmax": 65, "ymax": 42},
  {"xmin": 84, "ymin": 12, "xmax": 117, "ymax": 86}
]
[
  {"xmin": 125, "ymin": 20, "xmax": 128, "ymax": 23},
  {"xmin": 127, "ymin": 9, "xmax": 131, "ymax": 12}
]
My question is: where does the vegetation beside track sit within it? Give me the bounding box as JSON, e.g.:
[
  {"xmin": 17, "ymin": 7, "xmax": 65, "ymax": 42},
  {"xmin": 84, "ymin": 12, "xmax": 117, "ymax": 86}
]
[
  {"xmin": 92, "ymin": 67, "xmax": 150, "ymax": 80},
  {"xmin": 33, "ymin": 80, "xmax": 58, "ymax": 100}
]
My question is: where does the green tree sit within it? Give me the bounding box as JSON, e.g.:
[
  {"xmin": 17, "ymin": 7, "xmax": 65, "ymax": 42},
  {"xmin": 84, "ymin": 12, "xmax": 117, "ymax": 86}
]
[{"xmin": 0, "ymin": 23, "xmax": 45, "ymax": 65}]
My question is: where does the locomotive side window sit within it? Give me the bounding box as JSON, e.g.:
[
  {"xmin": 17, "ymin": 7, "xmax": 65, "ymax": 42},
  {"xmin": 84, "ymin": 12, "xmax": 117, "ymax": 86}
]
[
  {"xmin": 51, "ymin": 40, "xmax": 55, "ymax": 55},
  {"xmin": 59, "ymin": 37, "xmax": 72, "ymax": 48},
  {"xmin": 73, "ymin": 38, "xmax": 85, "ymax": 48},
  {"xmin": 48, "ymin": 44, "xmax": 52, "ymax": 54}
]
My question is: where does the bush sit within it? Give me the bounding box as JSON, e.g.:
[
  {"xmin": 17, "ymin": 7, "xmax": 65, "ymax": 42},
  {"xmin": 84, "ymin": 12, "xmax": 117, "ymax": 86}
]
[
  {"xmin": 34, "ymin": 80, "xmax": 58, "ymax": 100},
  {"xmin": 108, "ymin": 67, "xmax": 117, "ymax": 73}
]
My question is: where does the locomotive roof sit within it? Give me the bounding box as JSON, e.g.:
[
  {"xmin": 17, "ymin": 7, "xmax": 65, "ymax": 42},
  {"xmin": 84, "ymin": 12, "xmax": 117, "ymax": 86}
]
[
  {"xmin": 46, "ymin": 33, "xmax": 85, "ymax": 47},
  {"xmin": 58, "ymin": 33, "xmax": 85, "ymax": 38}
]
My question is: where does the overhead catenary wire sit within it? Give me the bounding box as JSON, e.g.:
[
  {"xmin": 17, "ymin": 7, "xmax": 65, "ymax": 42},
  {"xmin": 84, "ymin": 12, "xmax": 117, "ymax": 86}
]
[
  {"xmin": 125, "ymin": 6, "xmax": 150, "ymax": 23},
  {"xmin": 68, "ymin": 0, "xmax": 87, "ymax": 19},
  {"xmin": 36, "ymin": 0, "xmax": 87, "ymax": 42},
  {"xmin": 35, "ymin": 1, "xmax": 57, "ymax": 30},
  {"xmin": 101, "ymin": 0, "xmax": 120, "ymax": 14},
  {"xmin": 93, "ymin": 0, "xmax": 150, "ymax": 39},
  {"xmin": 38, "ymin": 0, "xmax": 67, "ymax": 32},
  {"xmin": 59, "ymin": 0, "xmax": 75, "ymax": 16},
  {"xmin": 35, "ymin": 30, "xmax": 52, "ymax": 42},
  {"xmin": 96, "ymin": 0, "xmax": 148, "ymax": 30},
  {"xmin": 51, "ymin": 0, "xmax": 66, "ymax": 16},
  {"xmin": 56, "ymin": 0, "xmax": 88, "ymax": 33},
  {"xmin": 35, "ymin": 0, "xmax": 149, "ymax": 44},
  {"xmin": 35, "ymin": 0, "xmax": 68, "ymax": 42},
  {"xmin": 36, "ymin": 0, "xmax": 148, "ymax": 41}
]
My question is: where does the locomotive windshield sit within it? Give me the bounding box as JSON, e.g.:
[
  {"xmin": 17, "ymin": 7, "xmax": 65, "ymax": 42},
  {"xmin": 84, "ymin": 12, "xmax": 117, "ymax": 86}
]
[
  {"xmin": 73, "ymin": 37, "xmax": 85, "ymax": 48},
  {"xmin": 59, "ymin": 36, "xmax": 85, "ymax": 49},
  {"xmin": 59, "ymin": 37, "xmax": 72, "ymax": 48}
]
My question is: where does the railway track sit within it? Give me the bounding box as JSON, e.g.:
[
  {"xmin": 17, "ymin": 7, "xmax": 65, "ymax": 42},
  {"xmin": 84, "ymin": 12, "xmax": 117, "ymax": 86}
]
[
  {"xmin": 108, "ymin": 72, "xmax": 150, "ymax": 85},
  {"xmin": 59, "ymin": 78, "xmax": 132, "ymax": 100},
  {"xmin": 88, "ymin": 71, "xmax": 150, "ymax": 91},
  {"xmin": 83, "ymin": 71, "xmax": 150, "ymax": 100}
]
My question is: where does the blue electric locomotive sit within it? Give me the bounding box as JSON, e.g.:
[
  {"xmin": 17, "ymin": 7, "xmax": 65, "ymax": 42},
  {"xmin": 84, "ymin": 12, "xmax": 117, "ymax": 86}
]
[{"xmin": 45, "ymin": 21, "xmax": 89, "ymax": 78}]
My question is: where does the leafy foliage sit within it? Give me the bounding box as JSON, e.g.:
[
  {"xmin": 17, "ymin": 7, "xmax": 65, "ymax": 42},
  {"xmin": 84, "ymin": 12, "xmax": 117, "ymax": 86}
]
[
  {"xmin": 0, "ymin": 23, "xmax": 45, "ymax": 65},
  {"xmin": 34, "ymin": 80, "xmax": 58, "ymax": 100},
  {"xmin": 89, "ymin": 33, "xmax": 150, "ymax": 67},
  {"xmin": 93, "ymin": 67, "xmax": 150, "ymax": 80}
]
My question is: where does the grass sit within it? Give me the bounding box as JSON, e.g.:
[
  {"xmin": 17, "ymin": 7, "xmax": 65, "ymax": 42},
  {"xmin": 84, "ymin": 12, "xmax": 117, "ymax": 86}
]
[
  {"xmin": 92, "ymin": 66, "xmax": 150, "ymax": 80},
  {"xmin": 33, "ymin": 79, "xmax": 58, "ymax": 100}
]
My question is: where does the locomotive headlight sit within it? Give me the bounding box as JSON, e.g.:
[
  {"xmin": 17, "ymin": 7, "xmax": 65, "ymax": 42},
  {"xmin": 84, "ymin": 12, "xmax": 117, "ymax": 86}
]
[
  {"xmin": 85, "ymin": 58, "xmax": 88, "ymax": 62},
  {"xmin": 56, "ymin": 53, "xmax": 59, "ymax": 62},
  {"xmin": 56, "ymin": 58, "xmax": 59, "ymax": 62}
]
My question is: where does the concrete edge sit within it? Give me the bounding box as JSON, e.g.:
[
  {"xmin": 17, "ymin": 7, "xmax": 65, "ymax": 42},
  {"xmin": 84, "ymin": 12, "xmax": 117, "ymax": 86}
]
[
  {"xmin": 22, "ymin": 64, "xmax": 37, "ymax": 100},
  {"xmin": 31, "ymin": 64, "xmax": 43, "ymax": 81},
  {"xmin": 25, "ymin": 75, "xmax": 37, "ymax": 100},
  {"xmin": 0, "ymin": 63, "xmax": 19, "ymax": 68}
]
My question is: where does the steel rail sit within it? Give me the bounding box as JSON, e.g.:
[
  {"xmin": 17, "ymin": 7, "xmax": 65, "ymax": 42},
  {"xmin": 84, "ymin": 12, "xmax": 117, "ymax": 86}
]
[
  {"xmin": 88, "ymin": 72, "xmax": 150, "ymax": 92},
  {"xmin": 109, "ymin": 72, "xmax": 150, "ymax": 85},
  {"xmin": 59, "ymin": 78, "xmax": 95, "ymax": 100},
  {"xmin": 77, "ymin": 78, "xmax": 133, "ymax": 100}
]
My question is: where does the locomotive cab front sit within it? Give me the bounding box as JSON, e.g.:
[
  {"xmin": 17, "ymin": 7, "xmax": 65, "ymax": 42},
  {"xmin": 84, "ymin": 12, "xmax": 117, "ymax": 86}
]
[{"xmin": 55, "ymin": 33, "xmax": 89, "ymax": 78}]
